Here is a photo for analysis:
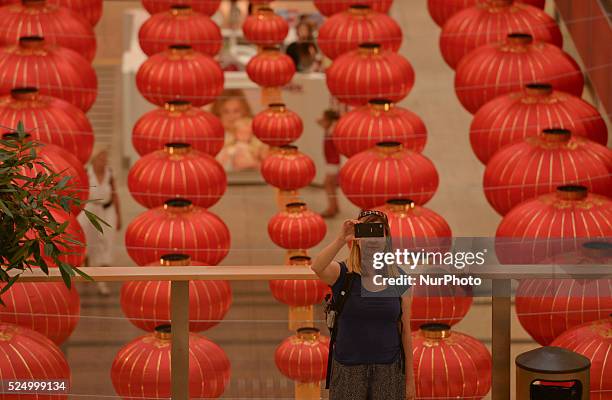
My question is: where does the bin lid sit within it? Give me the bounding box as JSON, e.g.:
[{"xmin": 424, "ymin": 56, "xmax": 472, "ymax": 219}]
[{"xmin": 516, "ymin": 346, "xmax": 591, "ymax": 374}]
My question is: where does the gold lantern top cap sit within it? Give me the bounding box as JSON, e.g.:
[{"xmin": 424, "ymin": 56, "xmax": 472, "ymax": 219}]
[
  {"xmin": 369, "ymin": 99, "xmax": 394, "ymax": 112},
  {"xmin": 165, "ymin": 100, "xmax": 192, "ymax": 112},
  {"xmin": 359, "ymin": 42, "xmax": 382, "ymax": 55},
  {"xmin": 524, "ymin": 83, "xmax": 553, "ymax": 96},
  {"xmin": 556, "ymin": 185, "xmax": 588, "ymax": 201},
  {"xmin": 286, "ymin": 202, "xmax": 307, "ymax": 213},
  {"xmin": 297, "ymin": 327, "xmax": 320, "ymax": 341},
  {"xmin": 159, "ymin": 254, "xmax": 191, "ymax": 267},
  {"xmin": 420, "ymin": 323, "xmax": 452, "ymax": 339},
  {"xmin": 349, "ymin": 4, "xmax": 371, "ymax": 15},
  {"xmin": 376, "ymin": 141, "xmax": 403, "ymax": 154},
  {"xmin": 268, "ymin": 103, "xmax": 287, "ymax": 112},
  {"xmin": 164, "ymin": 142, "xmax": 192, "ymax": 155},
  {"xmin": 581, "ymin": 241, "xmax": 612, "ymax": 259},
  {"xmin": 154, "ymin": 324, "xmax": 172, "ymax": 341},
  {"xmin": 289, "ymin": 255, "xmax": 311, "ymax": 265},
  {"xmin": 515, "ymin": 346, "xmax": 591, "ymax": 373},
  {"xmin": 163, "ymin": 198, "xmax": 194, "ymax": 212},
  {"xmin": 540, "ymin": 128, "xmax": 571, "ymax": 143},
  {"xmin": 11, "ymin": 87, "xmax": 39, "ymax": 101},
  {"xmin": 168, "ymin": 44, "xmax": 193, "ymax": 56},
  {"xmin": 485, "ymin": 0, "xmax": 513, "ymax": 7},
  {"xmin": 22, "ymin": 0, "xmax": 46, "ymax": 7},
  {"xmin": 170, "ymin": 4, "xmax": 193, "ymax": 15},
  {"xmin": 19, "ymin": 36, "xmax": 45, "ymax": 49},
  {"xmin": 386, "ymin": 199, "xmax": 416, "ymax": 213},
  {"xmin": 279, "ymin": 144, "xmax": 299, "ymax": 154},
  {"xmin": 506, "ymin": 33, "xmax": 533, "ymax": 46}
]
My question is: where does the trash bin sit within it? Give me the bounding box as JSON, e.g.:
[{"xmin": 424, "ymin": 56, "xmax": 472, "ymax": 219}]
[{"xmin": 516, "ymin": 346, "xmax": 590, "ymax": 400}]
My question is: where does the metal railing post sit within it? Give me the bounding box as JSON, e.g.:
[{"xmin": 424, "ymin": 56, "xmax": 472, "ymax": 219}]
[
  {"xmin": 491, "ymin": 279, "xmax": 512, "ymax": 400},
  {"xmin": 171, "ymin": 280, "xmax": 190, "ymax": 400}
]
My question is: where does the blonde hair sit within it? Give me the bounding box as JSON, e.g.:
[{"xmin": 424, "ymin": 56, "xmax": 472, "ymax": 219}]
[
  {"xmin": 210, "ymin": 89, "xmax": 253, "ymax": 119},
  {"xmin": 347, "ymin": 213, "xmax": 398, "ymax": 277}
]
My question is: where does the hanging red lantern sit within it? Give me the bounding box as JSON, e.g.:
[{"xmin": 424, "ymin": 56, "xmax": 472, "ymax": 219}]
[
  {"xmin": 136, "ymin": 44, "xmax": 224, "ymax": 107},
  {"xmin": 242, "ymin": 7, "xmax": 289, "ymax": 46},
  {"xmin": 0, "ymin": 323, "xmax": 70, "ymax": 398},
  {"xmin": 268, "ymin": 202, "xmax": 327, "ymax": 250},
  {"xmin": 0, "ymin": 0, "xmax": 96, "ymax": 62},
  {"xmin": 269, "ymin": 256, "xmax": 329, "ymax": 309},
  {"xmin": 326, "ymin": 43, "xmax": 415, "ymax": 106},
  {"xmin": 132, "ymin": 100, "xmax": 224, "ymax": 157},
  {"xmin": 313, "ymin": 0, "xmax": 393, "ymax": 16},
  {"xmin": 333, "ymin": 99, "xmax": 427, "ymax": 157},
  {"xmin": 3, "ymin": 136, "xmax": 89, "ymax": 215},
  {"xmin": 252, "ymin": 103, "xmax": 303, "ymax": 147},
  {"xmin": 0, "ymin": 0, "xmax": 103, "ymax": 26},
  {"xmin": 128, "ymin": 143, "xmax": 226, "ymax": 209},
  {"xmin": 141, "ymin": 0, "xmax": 221, "ymax": 16},
  {"xmin": 471, "ymin": 83, "xmax": 609, "ymax": 164},
  {"xmin": 483, "ymin": 129, "xmax": 612, "ymax": 215},
  {"xmin": 125, "ymin": 199, "xmax": 231, "ymax": 266},
  {"xmin": 375, "ymin": 199, "xmax": 451, "ymax": 252},
  {"xmin": 440, "ymin": 0, "xmax": 561, "ymax": 69},
  {"xmin": 410, "ymin": 284, "xmax": 473, "ymax": 331},
  {"xmin": 139, "ymin": 5, "xmax": 222, "ymax": 57},
  {"xmin": 0, "ymin": 36, "xmax": 98, "ymax": 111},
  {"xmin": 246, "ymin": 47, "xmax": 295, "ymax": 88},
  {"xmin": 455, "ymin": 33, "xmax": 584, "ymax": 114},
  {"xmin": 37, "ymin": 208, "xmax": 86, "ymax": 268},
  {"xmin": 260, "ymin": 145, "xmax": 316, "ymax": 191},
  {"xmin": 318, "ymin": 5, "xmax": 402, "ymax": 60},
  {"xmin": 552, "ymin": 316, "xmax": 612, "ymax": 399},
  {"xmin": 428, "ymin": 0, "xmax": 545, "ymax": 27},
  {"xmin": 275, "ymin": 327, "xmax": 330, "ymax": 398},
  {"xmin": 120, "ymin": 254, "xmax": 232, "ymax": 332},
  {"xmin": 0, "ymin": 87, "xmax": 94, "ymax": 164},
  {"xmin": 339, "ymin": 142, "xmax": 439, "ymax": 208},
  {"xmin": 495, "ymin": 185, "xmax": 612, "ymax": 265},
  {"xmin": 0, "ymin": 282, "xmax": 80, "ymax": 345},
  {"xmin": 513, "ymin": 242, "xmax": 612, "ymax": 346},
  {"xmin": 111, "ymin": 325, "xmax": 230, "ymax": 399},
  {"xmin": 413, "ymin": 324, "xmax": 492, "ymax": 399}
]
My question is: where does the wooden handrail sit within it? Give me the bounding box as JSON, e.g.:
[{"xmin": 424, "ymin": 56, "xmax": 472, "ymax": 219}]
[{"xmin": 13, "ymin": 264, "xmax": 611, "ymax": 282}]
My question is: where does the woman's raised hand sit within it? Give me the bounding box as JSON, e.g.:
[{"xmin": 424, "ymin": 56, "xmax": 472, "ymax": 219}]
[{"xmin": 337, "ymin": 219, "xmax": 358, "ymax": 243}]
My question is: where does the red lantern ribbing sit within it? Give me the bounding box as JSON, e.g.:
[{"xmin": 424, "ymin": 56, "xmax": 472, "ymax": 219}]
[
  {"xmin": 260, "ymin": 145, "xmax": 316, "ymax": 191},
  {"xmin": 427, "ymin": 0, "xmax": 545, "ymax": 27},
  {"xmin": 483, "ymin": 129, "xmax": 611, "ymax": 215},
  {"xmin": 132, "ymin": 100, "xmax": 224, "ymax": 157},
  {"xmin": 268, "ymin": 202, "xmax": 327, "ymax": 251},
  {"xmin": 242, "ymin": 7, "xmax": 289, "ymax": 46},
  {"xmin": 455, "ymin": 33, "xmax": 583, "ymax": 114},
  {"xmin": 252, "ymin": 103, "xmax": 303, "ymax": 147},
  {"xmin": 440, "ymin": 0, "xmax": 562, "ymax": 69},
  {"xmin": 141, "ymin": 0, "xmax": 221, "ymax": 16},
  {"xmin": 139, "ymin": 5, "xmax": 222, "ymax": 57},
  {"xmin": 470, "ymin": 83, "xmax": 609, "ymax": 164},
  {"xmin": 314, "ymin": 0, "xmax": 393, "ymax": 16},
  {"xmin": 333, "ymin": 99, "xmax": 427, "ymax": 157}
]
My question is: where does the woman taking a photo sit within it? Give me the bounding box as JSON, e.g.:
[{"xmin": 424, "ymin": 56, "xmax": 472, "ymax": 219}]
[{"xmin": 312, "ymin": 210, "xmax": 416, "ymax": 400}]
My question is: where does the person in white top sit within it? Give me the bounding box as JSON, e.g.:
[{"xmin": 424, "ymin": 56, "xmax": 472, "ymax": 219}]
[{"xmin": 77, "ymin": 147, "xmax": 121, "ymax": 296}]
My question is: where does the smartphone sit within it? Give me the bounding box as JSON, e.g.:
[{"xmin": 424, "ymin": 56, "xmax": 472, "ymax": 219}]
[{"xmin": 354, "ymin": 223, "xmax": 385, "ymax": 238}]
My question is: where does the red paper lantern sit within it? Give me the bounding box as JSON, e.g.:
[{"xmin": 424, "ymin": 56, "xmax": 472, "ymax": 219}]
[
  {"xmin": 246, "ymin": 47, "xmax": 295, "ymax": 88},
  {"xmin": 0, "ymin": 323, "xmax": 70, "ymax": 399},
  {"xmin": 252, "ymin": 103, "xmax": 303, "ymax": 147},
  {"xmin": 495, "ymin": 185, "xmax": 612, "ymax": 265},
  {"xmin": 0, "ymin": 87, "xmax": 94, "ymax": 163},
  {"xmin": 552, "ymin": 316, "xmax": 612, "ymax": 399},
  {"xmin": 141, "ymin": 0, "xmax": 221, "ymax": 16},
  {"xmin": 0, "ymin": 0, "xmax": 103, "ymax": 26},
  {"xmin": 3, "ymin": 137, "xmax": 89, "ymax": 215},
  {"xmin": 471, "ymin": 83, "xmax": 609, "ymax": 164},
  {"xmin": 132, "ymin": 100, "xmax": 224, "ymax": 157},
  {"xmin": 410, "ymin": 285, "xmax": 473, "ymax": 331},
  {"xmin": 0, "ymin": 282, "xmax": 80, "ymax": 344},
  {"xmin": 483, "ymin": 129, "xmax": 611, "ymax": 215},
  {"xmin": 339, "ymin": 142, "xmax": 439, "ymax": 208},
  {"xmin": 275, "ymin": 327, "xmax": 329, "ymax": 382},
  {"xmin": 242, "ymin": 7, "xmax": 289, "ymax": 46},
  {"xmin": 268, "ymin": 202, "xmax": 327, "ymax": 250},
  {"xmin": 318, "ymin": 5, "xmax": 402, "ymax": 60},
  {"xmin": 0, "ymin": 36, "xmax": 98, "ymax": 111},
  {"xmin": 313, "ymin": 0, "xmax": 393, "ymax": 16},
  {"xmin": 39, "ymin": 208, "xmax": 86, "ymax": 268},
  {"xmin": 269, "ymin": 255, "xmax": 329, "ymax": 308},
  {"xmin": 326, "ymin": 43, "xmax": 415, "ymax": 106},
  {"xmin": 0, "ymin": 0, "xmax": 96, "ymax": 62},
  {"xmin": 375, "ymin": 199, "xmax": 452, "ymax": 252},
  {"xmin": 125, "ymin": 199, "xmax": 231, "ymax": 266},
  {"xmin": 455, "ymin": 33, "xmax": 584, "ymax": 114},
  {"xmin": 513, "ymin": 242, "xmax": 612, "ymax": 345},
  {"xmin": 333, "ymin": 99, "xmax": 427, "ymax": 157},
  {"xmin": 427, "ymin": 0, "xmax": 546, "ymax": 27},
  {"xmin": 128, "ymin": 143, "xmax": 227, "ymax": 209},
  {"xmin": 139, "ymin": 5, "xmax": 222, "ymax": 57},
  {"xmin": 111, "ymin": 325, "xmax": 230, "ymax": 399},
  {"xmin": 136, "ymin": 44, "xmax": 224, "ymax": 107},
  {"xmin": 413, "ymin": 324, "xmax": 492, "ymax": 399},
  {"xmin": 440, "ymin": 0, "xmax": 561, "ymax": 69},
  {"xmin": 260, "ymin": 145, "xmax": 316, "ymax": 191},
  {"xmin": 120, "ymin": 254, "xmax": 232, "ymax": 332}
]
